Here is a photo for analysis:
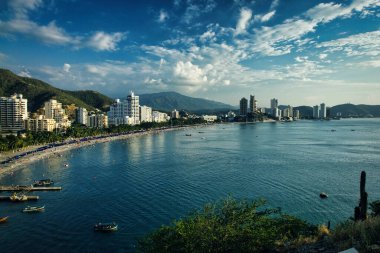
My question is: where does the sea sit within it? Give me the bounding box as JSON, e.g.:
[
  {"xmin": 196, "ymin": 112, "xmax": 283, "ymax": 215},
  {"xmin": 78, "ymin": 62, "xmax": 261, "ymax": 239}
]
[{"xmin": 0, "ymin": 118, "xmax": 379, "ymax": 252}]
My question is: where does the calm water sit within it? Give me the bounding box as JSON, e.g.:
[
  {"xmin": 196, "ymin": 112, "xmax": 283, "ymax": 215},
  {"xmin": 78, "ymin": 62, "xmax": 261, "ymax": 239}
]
[{"xmin": 1, "ymin": 119, "xmax": 379, "ymax": 252}]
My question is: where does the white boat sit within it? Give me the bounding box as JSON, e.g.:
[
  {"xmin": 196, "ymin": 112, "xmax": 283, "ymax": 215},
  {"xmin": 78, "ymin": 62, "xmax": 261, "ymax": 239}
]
[
  {"xmin": 10, "ymin": 193, "xmax": 28, "ymax": 202},
  {"xmin": 22, "ymin": 205, "xmax": 45, "ymax": 213}
]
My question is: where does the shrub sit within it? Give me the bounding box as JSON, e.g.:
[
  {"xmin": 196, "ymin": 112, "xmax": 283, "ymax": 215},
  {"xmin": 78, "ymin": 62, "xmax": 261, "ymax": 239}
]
[{"xmin": 138, "ymin": 197, "xmax": 318, "ymax": 253}]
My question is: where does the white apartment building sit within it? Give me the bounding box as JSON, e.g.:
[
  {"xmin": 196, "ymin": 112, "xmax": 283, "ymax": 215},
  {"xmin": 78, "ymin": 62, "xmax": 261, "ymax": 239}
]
[
  {"xmin": 88, "ymin": 113, "xmax": 108, "ymax": 128},
  {"xmin": 44, "ymin": 99, "xmax": 71, "ymax": 129},
  {"xmin": 76, "ymin": 107, "xmax": 88, "ymax": 125},
  {"xmin": 26, "ymin": 115, "xmax": 56, "ymax": 132},
  {"xmin": 108, "ymin": 91, "xmax": 140, "ymax": 126},
  {"xmin": 0, "ymin": 94, "xmax": 28, "ymax": 133},
  {"xmin": 171, "ymin": 109, "xmax": 179, "ymax": 119},
  {"xmin": 202, "ymin": 115, "xmax": 218, "ymax": 122},
  {"xmin": 127, "ymin": 91, "xmax": 140, "ymax": 125},
  {"xmin": 139, "ymin": 105, "xmax": 152, "ymax": 123},
  {"xmin": 152, "ymin": 111, "xmax": 168, "ymax": 123}
]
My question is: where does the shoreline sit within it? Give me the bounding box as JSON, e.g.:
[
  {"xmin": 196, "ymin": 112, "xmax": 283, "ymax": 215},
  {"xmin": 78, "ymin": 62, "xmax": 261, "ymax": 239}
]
[{"xmin": 0, "ymin": 126, "xmax": 189, "ymax": 179}]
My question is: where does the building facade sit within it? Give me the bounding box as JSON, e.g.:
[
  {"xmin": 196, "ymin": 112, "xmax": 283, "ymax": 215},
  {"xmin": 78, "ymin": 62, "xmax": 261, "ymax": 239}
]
[
  {"xmin": 313, "ymin": 105, "xmax": 320, "ymax": 118},
  {"xmin": 249, "ymin": 95, "xmax": 257, "ymax": 114},
  {"xmin": 320, "ymin": 103, "xmax": 327, "ymax": 119},
  {"xmin": 88, "ymin": 113, "xmax": 108, "ymax": 128},
  {"xmin": 239, "ymin": 97, "xmax": 248, "ymax": 116},
  {"xmin": 26, "ymin": 115, "xmax": 56, "ymax": 132},
  {"xmin": 139, "ymin": 105, "xmax": 153, "ymax": 123},
  {"xmin": 75, "ymin": 107, "xmax": 88, "ymax": 125},
  {"xmin": 126, "ymin": 91, "xmax": 140, "ymax": 125},
  {"xmin": 0, "ymin": 94, "xmax": 28, "ymax": 133},
  {"xmin": 44, "ymin": 99, "xmax": 71, "ymax": 129},
  {"xmin": 152, "ymin": 111, "xmax": 168, "ymax": 123}
]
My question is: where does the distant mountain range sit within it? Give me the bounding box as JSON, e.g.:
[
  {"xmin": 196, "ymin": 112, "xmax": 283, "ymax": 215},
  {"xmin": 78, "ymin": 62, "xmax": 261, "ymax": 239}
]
[
  {"xmin": 289, "ymin": 104, "xmax": 380, "ymax": 118},
  {"xmin": 0, "ymin": 68, "xmax": 379, "ymax": 117},
  {"xmin": 139, "ymin": 92, "xmax": 234, "ymax": 112}
]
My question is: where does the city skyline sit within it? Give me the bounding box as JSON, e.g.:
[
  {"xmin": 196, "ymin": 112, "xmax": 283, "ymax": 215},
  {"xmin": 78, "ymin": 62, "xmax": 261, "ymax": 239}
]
[{"xmin": 0, "ymin": 0, "xmax": 379, "ymax": 106}]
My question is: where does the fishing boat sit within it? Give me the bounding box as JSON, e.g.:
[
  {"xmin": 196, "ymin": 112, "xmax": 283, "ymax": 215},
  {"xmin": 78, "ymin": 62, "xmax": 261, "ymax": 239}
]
[
  {"xmin": 320, "ymin": 192, "xmax": 328, "ymax": 199},
  {"xmin": 33, "ymin": 179, "xmax": 54, "ymax": 187},
  {"xmin": 22, "ymin": 205, "xmax": 45, "ymax": 213},
  {"xmin": 10, "ymin": 193, "xmax": 28, "ymax": 202},
  {"xmin": 0, "ymin": 216, "xmax": 9, "ymax": 223},
  {"xmin": 94, "ymin": 222, "xmax": 118, "ymax": 232}
]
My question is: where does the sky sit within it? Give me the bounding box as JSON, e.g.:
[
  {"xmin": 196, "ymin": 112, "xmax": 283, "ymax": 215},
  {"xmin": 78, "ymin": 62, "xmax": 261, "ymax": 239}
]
[{"xmin": 0, "ymin": 0, "xmax": 379, "ymax": 107}]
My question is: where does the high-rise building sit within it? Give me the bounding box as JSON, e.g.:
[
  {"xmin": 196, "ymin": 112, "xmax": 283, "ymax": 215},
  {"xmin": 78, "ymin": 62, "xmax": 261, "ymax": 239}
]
[
  {"xmin": 140, "ymin": 105, "xmax": 152, "ymax": 123},
  {"xmin": 240, "ymin": 97, "xmax": 248, "ymax": 116},
  {"xmin": 270, "ymin": 98, "xmax": 278, "ymax": 110},
  {"xmin": 126, "ymin": 91, "xmax": 140, "ymax": 125},
  {"xmin": 0, "ymin": 94, "xmax": 28, "ymax": 133},
  {"xmin": 75, "ymin": 107, "xmax": 88, "ymax": 125},
  {"xmin": 293, "ymin": 110, "xmax": 300, "ymax": 120},
  {"xmin": 108, "ymin": 99, "xmax": 127, "ymax": 126},
  {"xmin": 313, "ymin": 105, "xmax": 320, "ymax": 118},
  {"xmin": 249, "ymin": 95, "xmax": 257, "ymax": 113},
  {"xmin": 44, "ymin": 99, "xmax": 71, "ymax": 129},
  {"xmin": 288, "ymin": 105, "xmax": 293, "ymax": 118},
  {"xmin": 171, "ymin": 109, "xmax": 180, "ymax": 119},
  {"xmin": 320, "ymin": 103, "xmax": 327, "ymax": 118}
]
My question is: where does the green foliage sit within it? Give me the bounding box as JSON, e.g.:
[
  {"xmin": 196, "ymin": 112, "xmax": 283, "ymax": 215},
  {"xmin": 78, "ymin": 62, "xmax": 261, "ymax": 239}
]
[
  {"xmin": 0, "ymin": 68, "xmax": 113, "ymax": 112},
  {"xmin": 370, "ymin": 200, "xmax": 380, "ymax": 216},
  {"xmin": 332, "ymin": 215, "xmax": 380, "ymax": 252},
  {"xmin": 138, "ymin": 197, "xmax": 318, "ymax": 253}
]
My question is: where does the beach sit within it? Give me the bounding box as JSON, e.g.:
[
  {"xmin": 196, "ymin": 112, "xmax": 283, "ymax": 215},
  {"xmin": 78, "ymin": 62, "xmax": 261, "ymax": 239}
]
[{"xmin": 0, "ymin": 127, "xmax": 186, "ymax": 179}]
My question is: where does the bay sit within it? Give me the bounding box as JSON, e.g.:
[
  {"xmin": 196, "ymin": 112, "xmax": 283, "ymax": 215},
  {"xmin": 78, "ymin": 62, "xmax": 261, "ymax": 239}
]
[{"xmin": 1, "ymin": 118, "xmax": 379, "ymax": 252}]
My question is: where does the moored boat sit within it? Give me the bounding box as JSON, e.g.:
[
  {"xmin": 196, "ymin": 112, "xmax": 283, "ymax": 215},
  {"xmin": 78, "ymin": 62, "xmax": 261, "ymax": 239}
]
[
  {"xmin": 0, "ymin": 216, "xmax": 9, "ymax": 223},
  {"xmin": 22, "ymin": 205, "xmax": 45, "ymax": 213},
  {"xmin": 10, "ymin": 193, "xmax": 28, "ymax": 201},
  {"xmin": 33, "ymin": 179, "xmax": 54, "ymax": 187},
  {"xmin": 94, "ymin": 222, "xmax": 118, "ymax": 232}
]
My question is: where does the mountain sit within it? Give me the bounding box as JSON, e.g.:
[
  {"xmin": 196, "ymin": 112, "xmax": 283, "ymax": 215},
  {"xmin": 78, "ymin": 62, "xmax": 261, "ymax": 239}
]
[
  {"xmin": 139, "ymin": 91, "xmax": 234, "ymax": 112},
  {"xmin": 0, "ymin": 69, "xmax": 113, "ymax": 112},
  {"xmin": 330, "ymin": 104, "xmax": 380, "ymax": 117}
]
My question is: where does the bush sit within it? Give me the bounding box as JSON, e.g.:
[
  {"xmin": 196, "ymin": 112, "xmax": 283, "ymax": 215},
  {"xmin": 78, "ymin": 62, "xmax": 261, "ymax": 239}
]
[
  {"xmin": 138, "ymin": 197, "xmax": 318, "ymax": 253},
  {"xmin": 370, "ymin": 200, "xmax": 380, "ymax": 216}
]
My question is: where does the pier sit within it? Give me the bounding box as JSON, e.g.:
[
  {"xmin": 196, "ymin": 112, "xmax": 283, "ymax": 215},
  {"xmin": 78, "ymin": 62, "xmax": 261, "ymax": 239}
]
[
  {"xmin": 0, "ymin": 196, "xmax": 39, "ymax": 201},
  {"xmin": 0, "ymin": 186, "xmax": 62, "ymax": 192}
]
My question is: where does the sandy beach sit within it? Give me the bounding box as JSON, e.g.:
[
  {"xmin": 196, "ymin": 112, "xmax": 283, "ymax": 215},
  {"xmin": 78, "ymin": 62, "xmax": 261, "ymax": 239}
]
[{"xmin": 0, "ymin": 127, "xmax": 187, "ymax": 179}]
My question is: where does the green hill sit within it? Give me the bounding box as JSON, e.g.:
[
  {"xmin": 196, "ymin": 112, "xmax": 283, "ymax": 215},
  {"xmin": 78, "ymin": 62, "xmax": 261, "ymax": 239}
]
[
  {"xmin": 139, "ymin": 91, "xmax": 234, "ymax": 112},
  {"xmin": 0, "ymin": 69, "xmax": 113, "ymax": 112}
]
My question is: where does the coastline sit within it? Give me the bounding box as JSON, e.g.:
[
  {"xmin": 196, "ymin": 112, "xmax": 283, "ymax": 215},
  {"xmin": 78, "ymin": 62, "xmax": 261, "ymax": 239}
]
[{"xmin": 0, "ymin": 126, "xmax": 187, "ymax": 179}]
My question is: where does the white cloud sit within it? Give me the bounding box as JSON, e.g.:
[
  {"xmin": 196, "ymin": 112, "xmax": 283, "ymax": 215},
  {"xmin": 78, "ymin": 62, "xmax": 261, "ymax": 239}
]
[
  {"xmin": 270, "ymin": 0, "xmax": 280, "ymax": 10},
  {"xmin": 88, "ymin": 32, "xmax": 125, "ymax": 51},
  {"xmin": 261, "ymin": 11, "xmax": 276, "ymax": 22},
  {"xmin": 357, "ymin": 60, "xmax": 380, "ymax": 68},
  {"xmin": 249, "ymin": 0, "xmax": 380, "ymax": 56},
  {"xmin": 63, "ymin": 63, "xmax": 71, "ymax": 73},
  {"xmin": 319, "ymin": 54, "xmax": 328, "ymax": 60},
  {"xmin": 10, "ymin": 0, "xmax": 43, "ymax": 19},
  {"xmin": 18, "ymin": 69, "xmax": 32, "ymax": 78},
  {"xmin": 317, "ymin": 30, "xmax": 380, "ymax": 57},
  {"xmin": 235, "ymin": 8, "xmax": 252, "ymax": 35},
  {"xmin": 0, "ymin": 19, "xmax": 78, "ymax": 45},
  {"xmin": 174, "ymin": 61, "xmax": 207, "ymax": 86},
  {"xmin": 200, "ymin": 30, "xmax": 216, "ymax": 43},
  {"xmin": 158, "ymin": 10, "xmax": 169, "ymax": 23},
  {"xmin": 86, "ymin": 62, "xmax": 133, "ymax": 77}
]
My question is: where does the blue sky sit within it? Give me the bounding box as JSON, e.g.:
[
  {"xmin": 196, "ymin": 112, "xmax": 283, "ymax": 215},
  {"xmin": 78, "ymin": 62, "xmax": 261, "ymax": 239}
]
[{"xmin": 0, "ymin": 0, "xmax": 379, "ymax": 107}]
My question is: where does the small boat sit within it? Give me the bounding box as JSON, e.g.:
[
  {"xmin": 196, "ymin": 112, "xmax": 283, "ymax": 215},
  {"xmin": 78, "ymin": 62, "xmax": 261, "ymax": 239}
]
[
  {"xmin": 10, "ymin": 193, "xmax": 28, "ymax": 202},
  {"xmin": 185, "ymin": 134, "xmax": 192, "ymax": 136},
  {"xmin": 94, "ymin": 222, "xmax": 118, "ymax": 232},
  {"xmin": 64, "ymin": 163, "xmax": 69, "ymax": 167},
  {"xmin": 320, "ymin": 192, "xmax": 328, "ymax": 199},
  {"xmin": 0, "ymin": 216, "xmax": 9, "ymax": 223},
  {"xmin": 22, "ymin": 205, "xmax": 45, "ymax": 213},
  {"xmin": 33, "ymin": 179, "xmax": 54, "ymax": 187}
]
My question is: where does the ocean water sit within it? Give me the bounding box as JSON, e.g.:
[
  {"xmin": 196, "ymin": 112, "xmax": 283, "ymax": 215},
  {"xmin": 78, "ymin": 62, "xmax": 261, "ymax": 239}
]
[{"xmin": 0, "ymin": 119, "xmax": 379, "ymax": 252}]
